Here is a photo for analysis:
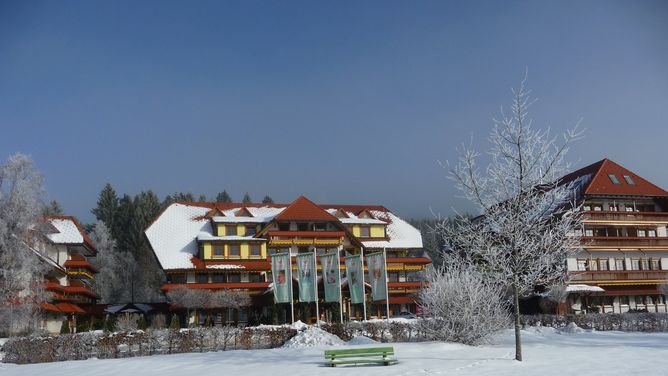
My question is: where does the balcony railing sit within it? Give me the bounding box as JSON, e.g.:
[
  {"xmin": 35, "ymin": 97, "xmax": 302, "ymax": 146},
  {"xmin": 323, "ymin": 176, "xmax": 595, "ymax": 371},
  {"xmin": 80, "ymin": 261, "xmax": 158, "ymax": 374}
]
[
  {"xmin": 582, "ymin": 236, "xmax": 668, "ymax": 248},
  {"xmin": 583, "ymin": 211, "xmax": 668, "ymax": 223},
  {"xmin": 569, "ymin": 270, "xmax": 668, "ymax": 282}
]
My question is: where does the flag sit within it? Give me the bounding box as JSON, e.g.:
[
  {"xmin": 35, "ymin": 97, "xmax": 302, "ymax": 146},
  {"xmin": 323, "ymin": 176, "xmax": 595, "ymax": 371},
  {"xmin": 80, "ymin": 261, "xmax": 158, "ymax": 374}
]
[
  {"xmin": 320, "ymin": 251, "xmax": 341, "ymax": 303},
  {"xmin": 345, "ymin": 254, "xmax": 365, "ymax": 304},
  {"xmin": 271, "ymin": 253, "xmax": 292, "ymax": 304},
  {"xmin": 366, "ymin": 251, "xmax": 388, "ymax": 301},
  {"xmin": 296, "ymin": 252, "xmax": 317, "ymax": 302}
]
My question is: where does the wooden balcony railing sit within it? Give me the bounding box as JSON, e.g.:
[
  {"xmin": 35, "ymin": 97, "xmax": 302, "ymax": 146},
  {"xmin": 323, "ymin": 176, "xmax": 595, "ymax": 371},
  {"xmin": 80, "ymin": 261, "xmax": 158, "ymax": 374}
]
[
  {"xmin": 583, "ymin": 211, "xmax": 668, "ymax": 223},
  {"xmin": 569, "ymin": 270, "xmax": 668, "ymax": 282},
  {"xmin": 582, "ymin": 236, "xmax": 668, "ymax": 248}
]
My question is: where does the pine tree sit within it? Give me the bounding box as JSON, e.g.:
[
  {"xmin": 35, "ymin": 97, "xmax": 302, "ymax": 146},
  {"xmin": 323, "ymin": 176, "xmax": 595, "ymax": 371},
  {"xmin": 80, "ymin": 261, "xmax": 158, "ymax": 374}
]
[
  {"xmin": 91, "ymin": 183, "xmax": 118, "ymax": 229},
  {"xmin": 197, "ymin": 194, "xmax": 207, "ymax": 202},
  {"xmin": 261, "ymin": 196, "xmax": 274, "ymax": 204},
  {"xmin": 60, "ymin": 319, "xmax": 70, "ymax": 334},
  {"xmin": 242, "ymin": 192, "xmax": 252, "ymax": 204},
  {"xmin": 170, "ymin": 314, "xmax": 180, "ymax": 330},
  {"xmin": 215, "ymin": 190, "xmax": 232, "ymax": 203},
  {"xmin": 138, "ymin": 315, "xmax": 148, "ymax": 330},
  {"xmin": 43, "ymin": 200, "xmax": 64, "ymax": 216}
]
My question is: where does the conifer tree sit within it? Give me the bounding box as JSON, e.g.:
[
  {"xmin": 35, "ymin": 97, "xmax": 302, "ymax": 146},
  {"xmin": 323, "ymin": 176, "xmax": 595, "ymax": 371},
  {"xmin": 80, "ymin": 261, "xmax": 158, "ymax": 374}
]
[
  {"xmin": 242, "ymin": 192, "xmax": 252, "ymax": 204},
  {"xmin": 43, "ymin": 200, "xmax": 64, "ymax": 216},
  {"xmin": 91, "ymin": 183, "xmax": 118, "ymax": 229},
  {"xmin": 261, "ymin": 195, "xmax": 274, "ymax": 204},
  {"xmin": 215, "ymin": 190, "xmax": 232, "ymax": 203}
]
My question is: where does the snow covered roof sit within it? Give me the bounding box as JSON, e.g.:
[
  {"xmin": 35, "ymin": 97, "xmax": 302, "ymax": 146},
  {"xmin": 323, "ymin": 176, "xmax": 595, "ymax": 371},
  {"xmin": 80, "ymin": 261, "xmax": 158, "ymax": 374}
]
[
  {"xmin": 44, "ymin": 216, "xmax": 96, "ymax": 252},
  {"xmin": 146, "ymin": 199, "xmax": 423, "ymax": 270},
  {"xmin": 206, "ymin": 264, "xmax": 245, "ymax": 270},
  {"xmin": 566, "ymin": 284, "xmax": 605, "ymax": 293},
  {"xmin": 360, "ymin": 211, "xmax": 423, "ymax": 249}
]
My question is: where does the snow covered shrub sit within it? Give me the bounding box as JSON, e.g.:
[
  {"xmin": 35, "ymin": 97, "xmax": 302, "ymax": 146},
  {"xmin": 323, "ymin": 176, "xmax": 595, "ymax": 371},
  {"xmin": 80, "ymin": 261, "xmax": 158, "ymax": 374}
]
[
  {"xmin": 238, "ymin": 328, "xmax": 254, "ymax": 349},
  {"xmin": 321, "ymin": 322, "xmax": 353, "ymax": 341},
  {"xmin": 419, "ymin": 261, "xmax": 510, "ymax": 345},
  {"xmin": 151, "ymin": 313, "xmax": 166, "ymax": 329},
  {"xmin": 115, "ymin": 314, "xmax": 139, "ymax": 332},
  {"xmin": 389, "ymin": 322, "xmax": 410, "ymax": 342}
]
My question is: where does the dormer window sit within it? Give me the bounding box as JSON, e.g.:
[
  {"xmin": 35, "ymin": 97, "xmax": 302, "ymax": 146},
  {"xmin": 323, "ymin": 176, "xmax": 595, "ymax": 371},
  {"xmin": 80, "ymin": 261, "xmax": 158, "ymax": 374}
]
[
  {"xmin": 623, "ymin": 175, "xmax": 635, "ymax": 185},
  {"xmin": 360, "ymin": 226, "xmax": 370, "ymax": 237},
  {"xmin": 608, "ymin": 174, "xmax": 620, "ymax": 185},
  {"xmin": 226, "ymin": 226, "xmax": 237, "ymax": 236}
]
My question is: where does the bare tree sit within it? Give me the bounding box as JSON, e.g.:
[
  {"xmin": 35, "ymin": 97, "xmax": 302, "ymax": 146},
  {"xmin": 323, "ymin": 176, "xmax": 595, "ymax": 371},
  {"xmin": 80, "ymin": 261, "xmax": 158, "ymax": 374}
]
[
  {"xmin": 0, "ymin": 153, "xmax": 50, "ymax": 336},
  {"xmin": 437, "ymin": 77, "xmax": 584, "ymax": 360},
  {"xmin": 419, "ymin": 256, "xmax": 510, "ymax": 345}
]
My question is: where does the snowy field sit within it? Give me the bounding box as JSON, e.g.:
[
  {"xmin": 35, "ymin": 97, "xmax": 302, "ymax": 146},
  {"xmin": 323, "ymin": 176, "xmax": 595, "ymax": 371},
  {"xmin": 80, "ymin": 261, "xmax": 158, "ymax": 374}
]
[{"xmin": 2, "ymin": 326, "xmax": 668, "ymax": 375}]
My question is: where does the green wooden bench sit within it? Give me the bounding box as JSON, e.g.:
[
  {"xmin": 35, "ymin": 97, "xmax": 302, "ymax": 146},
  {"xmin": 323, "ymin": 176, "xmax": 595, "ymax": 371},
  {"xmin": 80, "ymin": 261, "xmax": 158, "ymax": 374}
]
[{"xmin": 324, "ymin": 347, "xmax": 398, "ymax": 367}]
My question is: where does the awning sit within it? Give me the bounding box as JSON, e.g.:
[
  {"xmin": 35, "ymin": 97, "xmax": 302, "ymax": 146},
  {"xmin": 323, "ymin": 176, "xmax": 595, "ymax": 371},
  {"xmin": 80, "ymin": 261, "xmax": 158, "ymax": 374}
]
[{"xmin": 567, "ymin": 284, "xmax": 605, "ymax": 293}]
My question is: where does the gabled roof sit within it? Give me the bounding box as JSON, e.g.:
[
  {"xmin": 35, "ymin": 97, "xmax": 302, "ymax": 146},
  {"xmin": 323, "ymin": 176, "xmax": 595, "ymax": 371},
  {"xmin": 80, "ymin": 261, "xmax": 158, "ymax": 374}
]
[
  {"xmin": 274, "ymin": 196, "xmax": 339, "ymax": 221},
  {"xmin": 44, "ymin": 216, "xmax": 97, "ymax": 253},
  {"xmin": 560, "ymin": 158, "xmax": 668, "ymax": 197}
]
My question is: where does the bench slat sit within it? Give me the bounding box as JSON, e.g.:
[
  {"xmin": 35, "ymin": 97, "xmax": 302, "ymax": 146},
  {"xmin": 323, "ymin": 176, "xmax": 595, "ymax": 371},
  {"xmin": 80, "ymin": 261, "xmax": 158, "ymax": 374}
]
[
  {"xmin": 326, "ymin": 353, "xmax": 393, "ymax": 359},
  {"xmin": 325, "ymin": 347, "xmax": 394, "ymax": 355}
]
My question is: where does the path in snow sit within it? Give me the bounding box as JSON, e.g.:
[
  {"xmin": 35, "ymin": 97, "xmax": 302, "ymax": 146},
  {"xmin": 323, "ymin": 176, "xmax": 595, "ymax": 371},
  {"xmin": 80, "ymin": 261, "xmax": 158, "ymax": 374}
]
[{"xmin": 2, "ymin": 328, "xmax": 668, "ymax": 375}]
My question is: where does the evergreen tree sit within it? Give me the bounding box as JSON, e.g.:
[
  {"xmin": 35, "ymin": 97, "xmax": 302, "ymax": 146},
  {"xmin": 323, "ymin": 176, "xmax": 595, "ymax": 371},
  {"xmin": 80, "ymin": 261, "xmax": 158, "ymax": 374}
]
[
  {"xmin": 242, "ymin": 192, "xmax": 252, "ymax": 204},
  {"xmin": 138, "ymin": 315, "xmax": 148, "ymax": 330},
  {"xmin": 261, "ymin": 195, "xmax": 274, "ymax": 204},
  {"xmin": 60, "ymin": 319, "xmax": 70, "ymax": 334},
  {"xmin": 170, "ymin": 314, "xmax": 180, "ymax": 330},
  {"xmin": 128, "ymin": 191, "xmax": 164, "ymax": 302},
  {"xmin": 91, "ymin": 183, "xmax": 118, "ymax": 229},
  {"xmin": 215, "ymin": 190, "xmax": 232, "ymax": 203},
  {"xmin": 197, "ymin": 194, "xmax": 207, "ymax": 202},
  {"xmin": 43, "ymin": 200, "xmax": 64, "ymax": 216},
  {"xmin": 115, "ymin": 194, "xmax": 134, "ymax": 252}
]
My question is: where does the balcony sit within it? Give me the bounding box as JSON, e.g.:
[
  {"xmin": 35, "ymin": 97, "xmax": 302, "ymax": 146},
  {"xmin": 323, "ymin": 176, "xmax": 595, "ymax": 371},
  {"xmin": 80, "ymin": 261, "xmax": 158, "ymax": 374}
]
[
  {"xmin": 267, "ymin": 231, "xmax": 344, "ymax": 246},
  {"xmin": 569, "ymin": 270, "xmax": 668, "ymax": 283},
  {"xmin": 582, "ymin": 236, "xmax": 668, "ymax": 248},
  {"xmin": 583, "ymin": 211, "xmax": 668, "ymax": 224}
]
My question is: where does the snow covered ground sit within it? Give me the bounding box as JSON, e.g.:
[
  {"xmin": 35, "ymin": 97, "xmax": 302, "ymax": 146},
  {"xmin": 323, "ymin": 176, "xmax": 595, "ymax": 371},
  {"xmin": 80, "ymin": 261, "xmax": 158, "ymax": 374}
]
[{"xmin": 2, "ymin": 326, "xmax": 668, "ymax": 375}]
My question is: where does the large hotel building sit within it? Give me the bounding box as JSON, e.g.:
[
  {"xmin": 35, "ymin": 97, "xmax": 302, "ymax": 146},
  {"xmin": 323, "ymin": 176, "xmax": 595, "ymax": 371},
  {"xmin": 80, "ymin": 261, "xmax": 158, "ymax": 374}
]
[
  {"xmin": 145, "ymin": 196, "xmax": 430, "ymax": 323},
  {"xmin": 563, "ymin": 159, "xmax": 668, "ymax": 314}
]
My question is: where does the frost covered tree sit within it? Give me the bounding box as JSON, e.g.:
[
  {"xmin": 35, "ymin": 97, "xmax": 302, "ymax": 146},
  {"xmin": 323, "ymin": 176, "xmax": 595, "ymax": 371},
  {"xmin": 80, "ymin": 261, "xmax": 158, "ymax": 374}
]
[
  {"xmin": 419, "ymin": 256, "xmax": 510, "ymax": 345},
  {"xmin": 437, "ymin": 77, "xmax": 584, "ymax": 361},
  {"xmin": 0, "ymin": 153, "xmax": 50, "ymax": 336},
  {"xmin": 89, "ymin": 221, "xmax": 132, "ymax": 303}
]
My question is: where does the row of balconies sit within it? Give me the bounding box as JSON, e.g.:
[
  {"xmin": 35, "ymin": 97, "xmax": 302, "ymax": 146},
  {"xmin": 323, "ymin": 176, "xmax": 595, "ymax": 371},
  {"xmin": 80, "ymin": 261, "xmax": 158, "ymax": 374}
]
[
  {"xmin": 569, "ymin": 270, "xmax": 668, "ymax": 282},
  {"xmin": 583, "ymin": 211, "xmax": 668, "ymax": 223}
]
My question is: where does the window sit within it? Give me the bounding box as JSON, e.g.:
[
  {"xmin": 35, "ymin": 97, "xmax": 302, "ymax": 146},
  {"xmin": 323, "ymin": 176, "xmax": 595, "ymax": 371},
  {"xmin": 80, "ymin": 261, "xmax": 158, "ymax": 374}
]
[
  {"xmin": 626, "ymin": 206, "xmax": 635, "ymax": 212},
  {"xmin": 608, "ymin": 174, "xmax": 620, "ymax": 185},
  {"xmin": 641, "ymin": 259, "xmax": 650, "ymax": 271},
  {"xmin": 248, "ymin": 273, "xmax": 262, "ymax": 282},
  {"xmin": 583, "ymin": 205, "xmax": 591, "ymax": 211},
  {"xmin": 615, "ymin": 259, "xmax": 625, "ymax": 271},
  {"xmin": 623, "ymin": 175, "xmax": 635, "ymax": 185},
  {"xmin": 593, "ymin": 206, "xmax": 602, "ymax": 211},
  {"xmin": 631, "ymin": 259, "xmax": 640, "ymax": 270},
  {"xmin": 651, "ymin": 259, "xmax": 661, "ymax": 271},
  {"xmin": 228, "ymin": 274, "xmax": 241, "ymax": 283},
  {"xmin": 212, "ymin": 274, "xmax": 225, "ymax": 283},
  {"xmin": 648, "ymin": 230, "xmax": 657, "ymax": 237},
  {"xmin": 585, "ymin": 229, "xmax": 594, "ymax": 237},
  {"xmin": 577, "ymin": 259, "xmax": 587, "ymax": 271},
  {"xmin": 245, "ymin": 226, "xmax": 256, "ymax": 236},
  {"xmin": 229, "ymin": 244, "xmax": 240, "ymax": 257},
  {"xmin": 588, "ymin": 259, "xmax": 598, "ymax": 271},
  {"xmin": 297, "ymin": 222, "xmax": 308, "ymax": 231},
  {"xmin": 314, "ymin": 222, "xmax": 327, "ymax": 231},
  {"xmin": 278, "ymin": 223, "xmax": 290, "ymax": 231},
  {"xmin": 638, "ymin": 229, "xmax": 646, "ymax": 237},
  {"xmin": 360, "ymin": 226, "xmax": 370, "ymax": 237},
  {"xmin": 226, "ymin": 226, "xmax": 237, "ymax": 236},
  {"xmin": 250, "ymin": 244, "xmax": 261, "ymax": 257},
  {"xmin": 170, "ymin": 274, "xmax": 186, "ymax": 284},
  {"xmin": 196, "ymin": 273, "xmax": 208, "ymax": 284},
  {"xmin": 599, "ymin": 259, "xmax": 609, "ymax": 271},
  {"xmin": 213, "ymin": 245, "xmax": 224, "ymax": 257}
]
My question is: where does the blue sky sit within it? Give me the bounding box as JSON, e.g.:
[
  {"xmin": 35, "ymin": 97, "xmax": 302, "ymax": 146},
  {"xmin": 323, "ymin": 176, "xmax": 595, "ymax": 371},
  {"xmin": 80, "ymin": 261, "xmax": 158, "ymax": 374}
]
[{"xmin": 1, "ymin": 0, "xmax": 667, "ymax": 223}]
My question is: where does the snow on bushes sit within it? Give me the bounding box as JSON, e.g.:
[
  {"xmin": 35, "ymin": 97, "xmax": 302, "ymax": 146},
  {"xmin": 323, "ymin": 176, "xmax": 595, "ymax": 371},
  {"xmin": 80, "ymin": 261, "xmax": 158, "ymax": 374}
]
[{"xmin": 282, "ymin": 327, "xmax": 344, "ymax": 348}]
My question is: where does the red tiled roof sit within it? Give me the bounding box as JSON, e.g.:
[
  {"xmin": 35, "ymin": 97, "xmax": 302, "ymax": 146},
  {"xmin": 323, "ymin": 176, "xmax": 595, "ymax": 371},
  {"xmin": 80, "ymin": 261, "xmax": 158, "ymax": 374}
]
[
  {"xmin": 275, "ymin": 196, "xmax": 339, "ymax": 221},
  {"xmin": 561, "ymin": 158, "xmax": 668, "ymax": 197},
  {"xmin": 64, "ymin": 260, "xmax": 99, "ymax": 273},
  {"xmin": 55, "ymin": 302, "xmax": 85, "ymax": 314},
  {"xmin": 40, "ymin": 302, "xmax": 61, "ymax": 313}
]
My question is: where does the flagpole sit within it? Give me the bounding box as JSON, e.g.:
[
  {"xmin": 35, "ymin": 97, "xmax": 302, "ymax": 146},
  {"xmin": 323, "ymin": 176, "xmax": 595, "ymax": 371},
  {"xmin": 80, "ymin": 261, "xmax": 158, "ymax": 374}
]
[
  {"xmin": 337, "ymin": 247, "xmax": 344, "ymax": 324},
  {"xmin": 384, "ymin": 248, "xmax": 390, "ymax": 322},
  {"xmin": 288, "ymin": 251, "xmax": 294, "ymax": 324},
  {"xmin": 313, "ymin": 250, "xmax": 320, "ymax": 327},
  {"xmin": 360, "ymin": 249, "xmax": 367, "ymax": 321}
]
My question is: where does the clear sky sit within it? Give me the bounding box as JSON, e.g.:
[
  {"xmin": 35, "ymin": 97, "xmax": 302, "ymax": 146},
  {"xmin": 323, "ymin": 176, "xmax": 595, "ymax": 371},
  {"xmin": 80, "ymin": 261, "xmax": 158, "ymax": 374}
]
[{"xmin": 1, "ymin": 0, "xmax": 667, "ymax": 223}]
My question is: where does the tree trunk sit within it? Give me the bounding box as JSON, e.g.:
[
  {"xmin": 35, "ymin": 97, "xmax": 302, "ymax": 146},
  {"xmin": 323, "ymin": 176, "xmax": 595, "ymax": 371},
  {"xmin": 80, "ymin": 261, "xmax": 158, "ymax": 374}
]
[{"xmin": 514, "ymin": 284, "xmax": 522, "ymax": 361}]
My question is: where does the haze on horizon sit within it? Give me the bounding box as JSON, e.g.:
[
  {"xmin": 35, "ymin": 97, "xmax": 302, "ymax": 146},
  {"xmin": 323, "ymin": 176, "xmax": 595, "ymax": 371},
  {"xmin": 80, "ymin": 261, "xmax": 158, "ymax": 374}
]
[{"xmin": 1, "ymin": 0, "xmax": 667, "ymax": 224}]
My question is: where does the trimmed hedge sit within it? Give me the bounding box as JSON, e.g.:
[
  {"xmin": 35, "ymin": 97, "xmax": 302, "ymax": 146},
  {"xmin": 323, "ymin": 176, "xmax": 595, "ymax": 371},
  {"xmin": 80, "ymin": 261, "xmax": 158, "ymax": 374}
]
[{"xmin": 521, "ymin": 313, "xmax": 668, "ymax": 332}]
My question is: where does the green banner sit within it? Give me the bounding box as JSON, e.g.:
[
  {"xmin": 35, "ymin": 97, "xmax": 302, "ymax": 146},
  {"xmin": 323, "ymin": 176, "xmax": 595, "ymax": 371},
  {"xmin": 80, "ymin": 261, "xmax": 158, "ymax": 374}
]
[
  {"xmin": 271, "ymin": 253, "xmax": 292, "ymax": 304},
  {"xmin": 345, "ymin": 254, "xmax": 365, "ymax": 304},
  {"xmin": 320, "ymin": 252, "xmax": 340, "ymax": 303},
  {"xmin": 296, "ymin": 252, "xmax": 317, "ymax": 302},
  {"xmin": 366, "ymin": 251, "xmax": 388, "ymax": 301}
]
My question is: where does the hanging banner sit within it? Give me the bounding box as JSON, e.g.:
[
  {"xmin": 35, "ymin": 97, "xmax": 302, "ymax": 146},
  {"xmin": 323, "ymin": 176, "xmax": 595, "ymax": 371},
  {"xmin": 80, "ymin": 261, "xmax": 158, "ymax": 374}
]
[
  {"xmin": 366, "ymin": 251, "xmax": 388, "ymax": 301},
  {"xmin": 345, "ymin": 254, "xmax": 365, "ymax": 304},
  {"xmin": 296, "ymin": 252, "xmax": 317, "ymax": 302},
  {"xmin": 271, "ymin": 253, "xmax": 292, "ymax": 304},
  {"xmin": 320, "ymin": 251, "xmax": 341, "ymax": 303}
]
